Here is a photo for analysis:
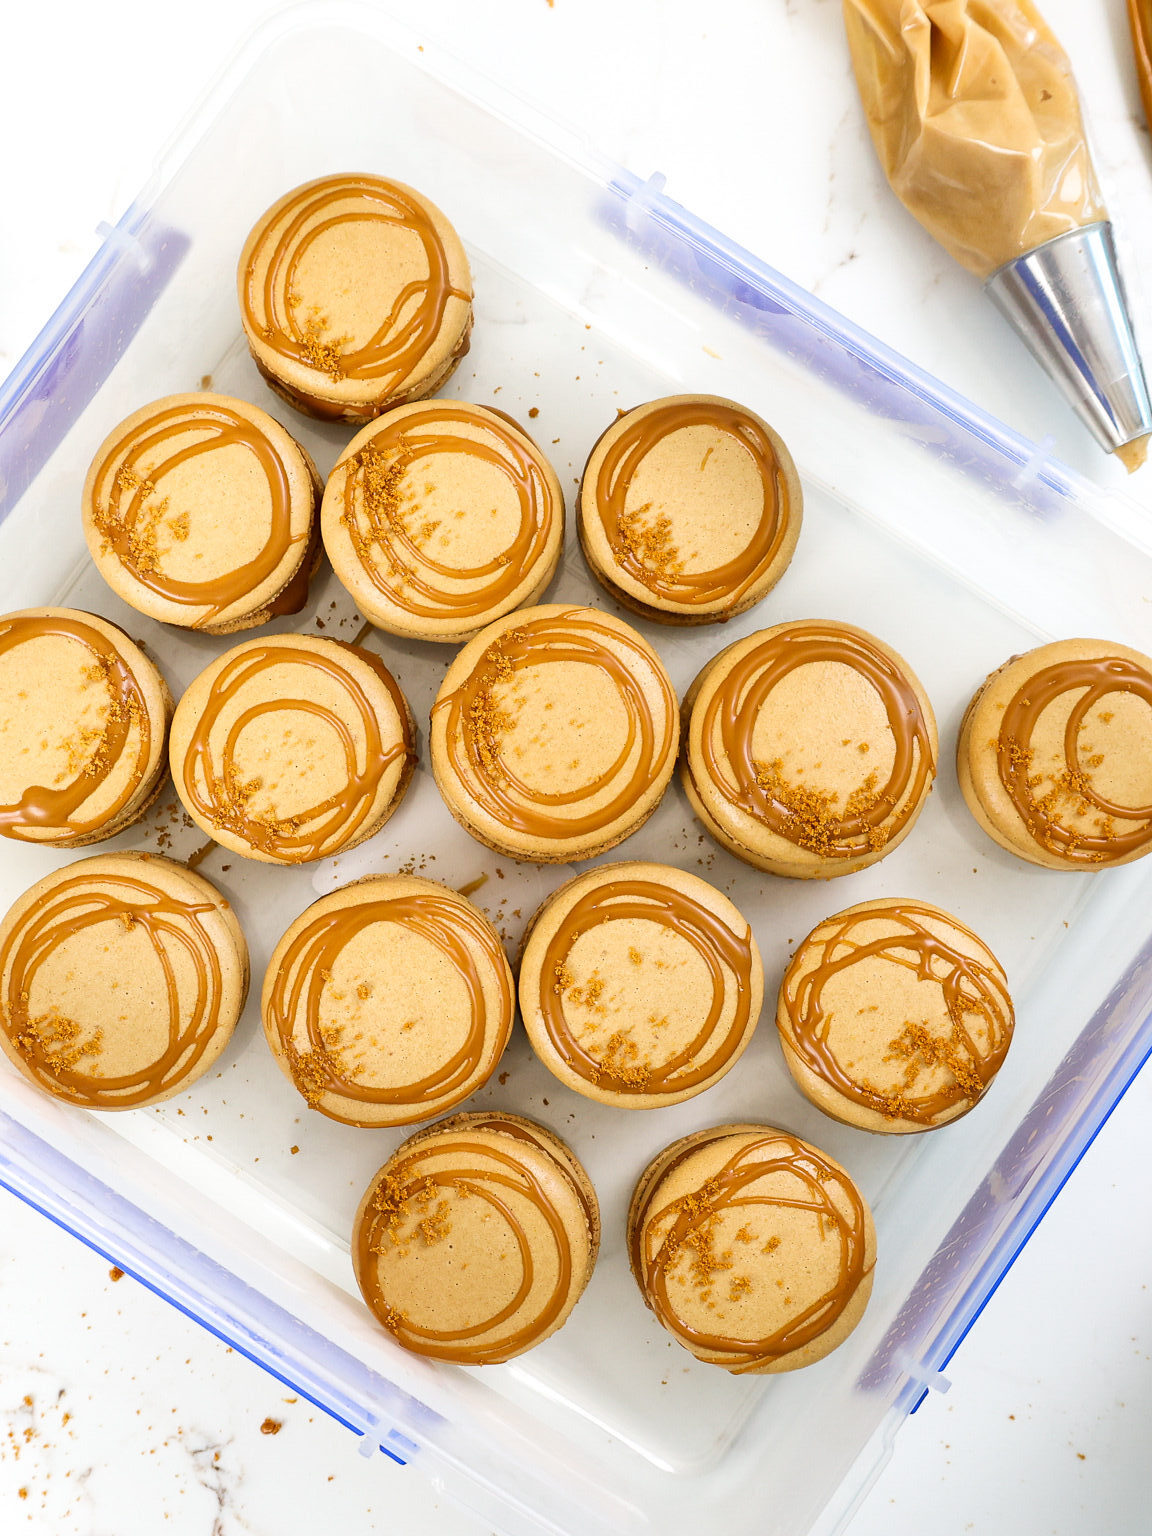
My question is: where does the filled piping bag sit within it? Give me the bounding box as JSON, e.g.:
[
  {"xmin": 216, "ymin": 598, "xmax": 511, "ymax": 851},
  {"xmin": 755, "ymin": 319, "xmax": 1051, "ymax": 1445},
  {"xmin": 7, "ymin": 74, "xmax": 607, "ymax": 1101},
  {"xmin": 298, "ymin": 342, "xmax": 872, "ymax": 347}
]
[{"xmin": 844, "ymin": 0, "xmax": 1152, "ymax": 469}]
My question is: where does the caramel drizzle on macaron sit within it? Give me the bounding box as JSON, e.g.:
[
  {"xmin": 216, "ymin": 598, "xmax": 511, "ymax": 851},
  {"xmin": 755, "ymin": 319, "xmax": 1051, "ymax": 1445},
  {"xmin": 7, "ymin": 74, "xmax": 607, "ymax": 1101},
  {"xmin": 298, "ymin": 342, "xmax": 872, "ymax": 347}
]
[
  {"xmin": 633, "ymin": 1132, "xmax": 869, "ymax": 1372},
  {"xmin": 337, "ymin": 405, "xmax": 557, "ymax": 620},
  {"xmin": 357, "ymin": 1133, "xmax": 580, "ymax": 1364},
  {"xmin": 179, "ymin": 641, "xmax": 413, "ymax": 863},
  {"xmin": 996, "ymin": 655, "xmax": 1152, "ymax": 864},
  {"xmin": 265, "ymin": 892, "xmax": 512, "ymax": 1120},
  {"xmin": 696, "ymin": 622, "xmax": 935, "ymax": 858},
  {"xmin": 88, "ymin": 400, "xmax": 311, "ymax": 625},
  {"xmin": 0, "ymin": 869, "xmax": 226, "ymax": 1108},
  {"xmin": 779, "ymin": 903, "xmax": 1013, "ymax": 1125},
  {"xmin": 592, "ymin": 400, "xmax": 791, "ymax": 605},
  {"xmin": 537, "ymin": 878, "xmax": 755, "ymax": 1095},
  {"xmin": 0, "ymin": 613, "xmax": 153, "ymax": 841},
  {"xmin": 241, "ymin": 175, "xmax": 471, "ymax": 389},
  {"xmin": 433, "ymin": 608, "xmax": 677, "ymax": 841}
]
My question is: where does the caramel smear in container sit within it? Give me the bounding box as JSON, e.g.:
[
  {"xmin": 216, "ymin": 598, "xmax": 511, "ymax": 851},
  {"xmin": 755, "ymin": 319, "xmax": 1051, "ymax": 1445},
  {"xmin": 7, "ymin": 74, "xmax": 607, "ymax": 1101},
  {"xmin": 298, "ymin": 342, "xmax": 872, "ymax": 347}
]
[{"xmin": 844, "ymin": 1, "xmax": 1152, "ymax": 464}]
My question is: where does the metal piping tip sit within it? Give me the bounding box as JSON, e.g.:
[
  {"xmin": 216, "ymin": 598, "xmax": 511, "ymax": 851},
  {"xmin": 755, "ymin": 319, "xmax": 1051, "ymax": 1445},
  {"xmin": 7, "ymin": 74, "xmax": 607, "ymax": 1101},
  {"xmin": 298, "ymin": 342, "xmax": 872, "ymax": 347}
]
[{"xmin": 985, "ymin": 222, "xmax": 1152, "ymax": 460}]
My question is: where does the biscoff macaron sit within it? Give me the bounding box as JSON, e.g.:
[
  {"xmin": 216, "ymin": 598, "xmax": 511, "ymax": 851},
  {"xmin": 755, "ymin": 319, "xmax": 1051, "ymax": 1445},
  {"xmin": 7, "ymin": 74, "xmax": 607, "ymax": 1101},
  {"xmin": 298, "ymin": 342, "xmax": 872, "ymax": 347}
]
[
  {"xmin": 579, "ymin": 395, "xmax": 802, "ymax": 625},
  {"xmin": 352, "ymin": 1111, "xmax": 600, "ymax": 1363},
  {"xmin": 681, "ymin": 619, "xmax": 938, "ymax": 878},
  {"xmin": 169, "ymin": 635, "xmax": 415, "ymax": 865},
  {"xmin": 262, "ymin": 874, "xmax": 514, "ymax": 1127},
  {"xmin": 517, "ymin": 861, "xmax": 763, "ymax": 1108},
  {"xmin": 627, "ymin": 1123, "xmax": 875, "ymax": 1373},
  {"xmin": 82, "ymin": 394, "xmax": 322, "ymax": 634},
  {"xmin": 776, "ymin": 899, "xmax": 1014, "ymax": 1134},
  {"xmin": 430, "ymin": 604, "xmax": 679, "ymax": 863},
  {"xmin": 238, "ymin": 174, "xmax": 473, "ymax": 423},
  {"xmin": 322, "ymin": 401, "xmax": 564, "ymax": 643},
  {"xmin": 957, "ymin": 638, "xmax": 1152, "ymax": 869},
  {"xmin": 0, "ymin": 608, "xmax": 171, "ymax": 847},
  {"xmin": 0, "ymin": 852, "xmax": 248, "ymax": 1109}
]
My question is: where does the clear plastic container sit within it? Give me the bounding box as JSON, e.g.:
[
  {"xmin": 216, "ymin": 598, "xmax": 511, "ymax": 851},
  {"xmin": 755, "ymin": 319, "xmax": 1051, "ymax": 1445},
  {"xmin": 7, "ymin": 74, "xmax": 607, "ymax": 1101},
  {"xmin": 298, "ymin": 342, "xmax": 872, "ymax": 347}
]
[{"xmin": 3, "ymin": 8, "xmax": 1152, "ymax": 1535}]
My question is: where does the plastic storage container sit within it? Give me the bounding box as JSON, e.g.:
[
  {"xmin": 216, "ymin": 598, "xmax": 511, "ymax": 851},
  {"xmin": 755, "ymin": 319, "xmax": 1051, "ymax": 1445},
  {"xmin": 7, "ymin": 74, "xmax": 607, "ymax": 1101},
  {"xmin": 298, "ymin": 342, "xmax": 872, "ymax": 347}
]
[{"xmin": 3, "ymin": 8, "xmax": 1152, "ymax": 1535}]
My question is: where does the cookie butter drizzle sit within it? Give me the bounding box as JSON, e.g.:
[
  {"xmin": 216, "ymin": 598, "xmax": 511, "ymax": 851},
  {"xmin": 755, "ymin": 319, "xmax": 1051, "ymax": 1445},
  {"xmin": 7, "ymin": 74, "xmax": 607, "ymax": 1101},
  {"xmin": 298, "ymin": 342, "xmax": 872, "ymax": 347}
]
[
  {"xmin": 433, "ymin": 609, "xmax": 678, "ymax": 840},
  {"xmin": 996, "ymin": 656, "xmax": 1152, "ymax": 863},
  {"xmin": 538, "ymin": 878, "xmax": 755, "ymax": 1094},
  {"xmin": 633, "ymin": 1132, "xmax": 869, "ymax": 1372},
  {"xmin": 180, "ymin": 642, "xmax": 413, "ymax": 862},
  {"xmin": 696, "ymin": 623, "xmax": 935, "ymax": 858},
  {"xmin": 241, "ymin": 175, "xmax": 471, "ymax": 389},
  {"xmin": 356, "ymin": 1122, "xmax": 587, "ymax": 1363},
  {"xmin": 266, "ymin": 891, "xmax": 513, "ymax": 1122},
  {"xmin": 779, "ymin": 904, "xmax": 1013, "ymax": 1125},
  {"xmin": 0, "ymin": 869, "xmax": 225, "ymax": 1107},
  {"xmin": 89, "ymin": 401, "xmax": 310, "ymax": 625},
  {"xmin": 338, "ymin": 406, "xmax": 557, "ymax": 619},
  {"xmin": 0, "ymin": 614, "xmax": 152, "ymax": 841},
  {"xmin": 593, "ymin": 401, "xmax": 790, "ymax": 604}
]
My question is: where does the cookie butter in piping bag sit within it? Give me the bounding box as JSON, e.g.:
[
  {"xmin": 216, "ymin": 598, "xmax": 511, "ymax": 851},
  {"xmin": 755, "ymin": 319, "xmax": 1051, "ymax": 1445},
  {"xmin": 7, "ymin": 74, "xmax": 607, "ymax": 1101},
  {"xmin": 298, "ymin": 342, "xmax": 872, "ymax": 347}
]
[{"xmin": 843, "ymin": 0, "xmax": 1152, "ymax": 469}]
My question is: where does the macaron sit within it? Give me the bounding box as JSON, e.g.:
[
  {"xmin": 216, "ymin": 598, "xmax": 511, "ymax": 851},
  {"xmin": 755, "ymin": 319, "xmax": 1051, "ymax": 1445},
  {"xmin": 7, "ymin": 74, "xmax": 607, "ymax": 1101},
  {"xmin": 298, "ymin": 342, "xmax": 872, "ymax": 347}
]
[
  {"xmin": 957, "ymin": 638, "xmax": 1152, "ymax": 869},
  {"xmin": 238, "ymin": 173, "xmax": 473, "ymax": 423},
  {"xmin": 82, "ymin": 394, "xmax": 322, "ymax": 633},
  {"xmin": 579, "ymin": 395, "xmax": 802, "ymax": 624},
  {"xmin": 627, "ymin": 1123, "xmax": 875, "ymax": 1373},
  {"xmin": 430, "ymin": 604, "xmax": 679, "ymax": 863},
  {"xmin": 322, "ymin": 401, "xmax": 564, "ymax": 643},
  {"xmin": 0, "ymin": 608, "xmax": 171, "ymax": 847},
  {"xmin": 517, "ymin": 861, "xmax": 763, "ymax": 1108},
  {"xmin": 352, "ymin": 1111, "xmax": 600, "ymax": 1363},
  {"xmin": 262, "ymin": 874, "xmax": 514, "ymax": 1127},
  {"xmin": 169, "ymin": 635, "xmax": 415, "ymax": 865},
  {"xmin": 776, "ymin": 899, "xmax": 1014, "ymax": 1133},
  {"xmin": 681, "ymin": 619, "xmax": 938, "ymax": 877},
  {"xmin": 0, "ymin": 852, "xmax": 248, "ymax": 1109}
]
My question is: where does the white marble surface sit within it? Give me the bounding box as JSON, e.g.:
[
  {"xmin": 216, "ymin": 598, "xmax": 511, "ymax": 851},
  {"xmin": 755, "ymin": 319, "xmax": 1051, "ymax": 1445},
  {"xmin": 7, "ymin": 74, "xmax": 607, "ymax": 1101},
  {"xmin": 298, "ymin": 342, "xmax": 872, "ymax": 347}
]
[{"xmin": 2, "ymin": 1, "xmax": 1152, "ymax": 1531}]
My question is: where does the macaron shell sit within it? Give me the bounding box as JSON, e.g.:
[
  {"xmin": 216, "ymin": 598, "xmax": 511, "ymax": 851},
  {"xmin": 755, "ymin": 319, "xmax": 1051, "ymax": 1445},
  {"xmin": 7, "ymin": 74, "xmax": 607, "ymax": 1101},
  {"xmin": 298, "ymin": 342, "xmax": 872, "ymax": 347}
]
[
  {"xmin": 169, "ymin": 635, "xmax": 415, "ymax": 865},
  {"xmin": 628, "ymin": 1124, "xmax": 875, "ymax": 1374},
  {"xmin": 0, "ymin": 608, "xmax": 173, "ymax": 847},
  {"xmin": 429, "ymin": 604, "xmax": 679, "ymax": 862},
  {"xmin": 238, "ymin": 175, "xmax": 473, "ymax": 421},
  {"xmin": 0, "ymin": 851, "xmax": 248, "ymax": 1109},
  {"xmin": 82, "ymin": 394, "xmax": 321, "ymax": 632},
  {"xmin": 261, "ymin": 874, "xmax": 514, "ymax": 1127},
  {"xmin": 958, "ymin": 638, "xmax": 1152, "ymax": 870},
  {"xmin": 352, "ymin": 1111, "xmax": 599, "ymax": 1363},
  {"xmin": 518, "ymin": 860, "xmax": 763, "ymax": 1108},
  {"xmin": 683, "ymin": 620, "xmax": 937, "ymax": 878},
  {"xmin": 775, "ymin": 898, "xmax": 1014, "ymax": 1134},
  {"xmin": 322, "ymin": 402, "xmax": 564, "ymax": 643},
  {"xmin": 578, "ymin": 395, "xmax": 802, "ymax": 624}
]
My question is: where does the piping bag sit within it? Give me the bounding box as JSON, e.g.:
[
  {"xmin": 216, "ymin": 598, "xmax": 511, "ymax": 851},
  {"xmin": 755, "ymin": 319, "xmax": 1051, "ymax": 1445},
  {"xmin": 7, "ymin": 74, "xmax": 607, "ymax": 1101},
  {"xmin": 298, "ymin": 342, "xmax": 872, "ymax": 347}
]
[{"xmin": 843, "ymin": 0, "xmax": 1152, "ymax": 471}]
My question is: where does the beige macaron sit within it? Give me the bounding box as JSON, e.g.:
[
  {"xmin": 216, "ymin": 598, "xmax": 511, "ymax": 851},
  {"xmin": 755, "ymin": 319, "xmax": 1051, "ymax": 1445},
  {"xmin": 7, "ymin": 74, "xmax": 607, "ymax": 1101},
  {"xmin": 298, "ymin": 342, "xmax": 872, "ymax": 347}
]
[
  {"xmin": 430, "ymin": 604, "xmax": 679, "ymax": 863},
  {"xmin": 957, "ymin": 638, "xmax": 1152, "ymax": 869},
  {"xmin": 517, "ymin": 861, "xmax": 763, "ymax": 1108},
  {"xmin": 82, "ymin": 394, "xmax": 322, "ymax": 634},
  {"xmin": 352, "ymin": 1111, "xmax": 600, "ymax": 1363},
  {"xmin": 0, "ymin": 852, "xmax": 248, "ymax": 1109},
  {"xmin": 627, "ymin": 1123, "xmax": 876, "ymax": 1373},
  {"xmin": 322, "ymin": 401, "xmax": 564, "ymax": 643},
  {"xmin": 579, "ymin": 395, "xmax": 802, "ymax": 625},
  {"xmin": 238, "ymin": 174, "xmax": 473, "ymax": 423},
  {"xmin": 777, "ymin": 899, "xmax": 1014, "ymax": 1134},
  {"xmin": 169, "ymin": 635, "xmax": 415, "ymax": 865},
  {"xmin": 0, "ymin": 608, "xmax": 171, "ymax": 847},
  {"xmin": 262, "ymin": 874, "xmax": 514, "ymax": 1127},
  {"xmin": 682, "ymin": 619, "xmax": 938, "ymax": 878}
]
